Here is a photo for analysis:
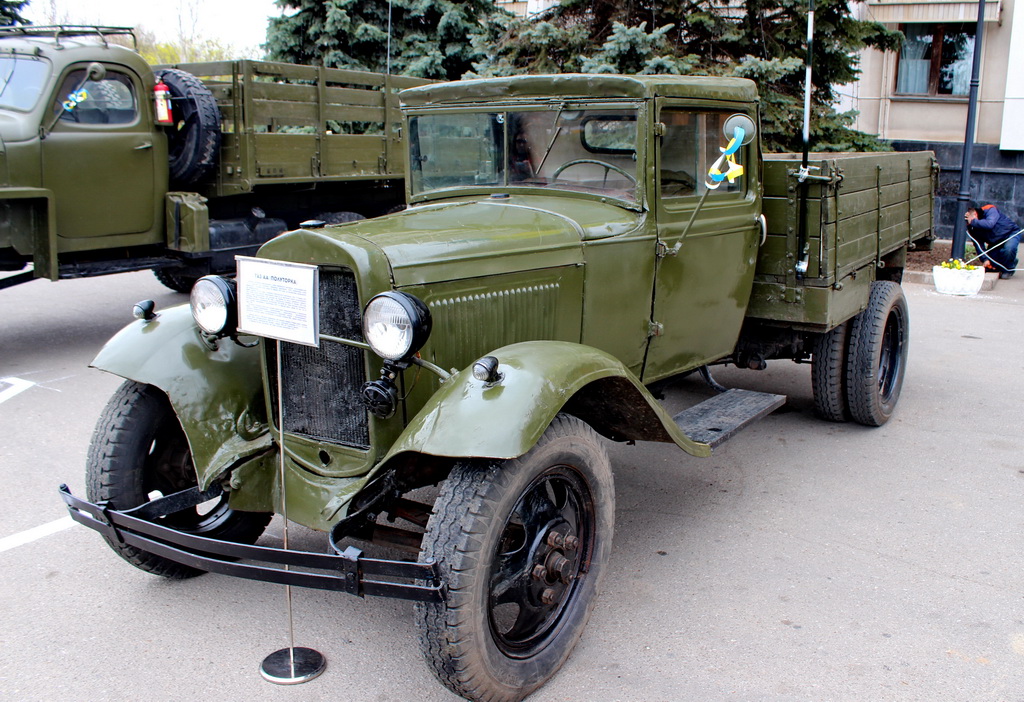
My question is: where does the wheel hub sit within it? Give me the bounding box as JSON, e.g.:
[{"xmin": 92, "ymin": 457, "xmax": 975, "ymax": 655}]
[{"xmin": 487, "ymin": 468, "xmax": 593, "ymax": 655}]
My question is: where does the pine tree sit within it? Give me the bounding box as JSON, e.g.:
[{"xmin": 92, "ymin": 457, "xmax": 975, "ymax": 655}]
[
  {"xmin": 264, "ymin": 0, "xmax": 508, "ymax": 81},
  {"xmin": 0, "ymin": 0, "xmax": 29, "ymax": 26},
  {"xmin": 471, "ymin": 0, "xmax": 902, "ymax": 152}
]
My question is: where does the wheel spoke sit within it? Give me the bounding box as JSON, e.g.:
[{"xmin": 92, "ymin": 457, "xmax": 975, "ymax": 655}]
[
  {"xmin": 507, "ymin": 598, "xmax": 555, "ymax": 640},
  {"xmin": 490, "ymin": 568, "xmax": 531, "ymax": 606},
  {"xmin": 517, "ymin": 480, "xmax": 560, "ymax": 525},
  {"xmin": 491, "ymin": 541, "xmax": 532, "ymax": 602}
]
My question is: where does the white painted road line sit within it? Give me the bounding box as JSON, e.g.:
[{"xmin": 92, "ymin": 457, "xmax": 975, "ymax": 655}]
[
  {"xmin": 0, "ymin": 377, "xmax": 35, "ymax": 404},
  {"xmin": 0, "ymin": 516, "xmax": 76, "ymax": 554}
]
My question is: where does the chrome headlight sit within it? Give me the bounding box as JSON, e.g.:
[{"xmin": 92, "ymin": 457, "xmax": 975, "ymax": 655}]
[
  {"xmin": 362, "ymin": 291, "xmax": 431, "ymax": 361},
  {"xmin": 190, "ymin": 276, "xmax": 237, "ymax": 335}
]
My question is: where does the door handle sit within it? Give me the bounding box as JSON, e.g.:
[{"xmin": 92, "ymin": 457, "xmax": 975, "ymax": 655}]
[{"xmin": 134, "ymin": 142, "xmax": 153, "ymax": 150}]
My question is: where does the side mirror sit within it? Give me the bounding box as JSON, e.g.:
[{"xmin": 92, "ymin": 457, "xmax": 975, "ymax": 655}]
[
  {"xmin": 723, "ymin": 114, "xmax": 756, "ymax": 145},
  {"xmin": 86, "ymin": 62, "xmax": 106, "ymax": 82}
]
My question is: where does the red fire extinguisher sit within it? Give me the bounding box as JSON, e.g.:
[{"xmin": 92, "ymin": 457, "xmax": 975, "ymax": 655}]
[{"xmin": 153, "ymin": 80, "xmax": 173, "ymax": 125}]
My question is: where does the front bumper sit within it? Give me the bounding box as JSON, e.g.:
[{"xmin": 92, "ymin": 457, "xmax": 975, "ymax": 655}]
[{"xmin": 59, "ymin": 484, "xmax": 444, "ymax": 603}]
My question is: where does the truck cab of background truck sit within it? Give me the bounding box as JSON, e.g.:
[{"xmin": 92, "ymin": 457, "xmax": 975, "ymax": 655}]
[{"xmin": 0, "ymin": 28, "xmax": 168, "ymax": 282}]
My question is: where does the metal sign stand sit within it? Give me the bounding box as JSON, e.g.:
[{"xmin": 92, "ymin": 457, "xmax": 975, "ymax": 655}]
[{"xmin": 260, "ymin": 340, "xmax": 326, "ymax": 684}]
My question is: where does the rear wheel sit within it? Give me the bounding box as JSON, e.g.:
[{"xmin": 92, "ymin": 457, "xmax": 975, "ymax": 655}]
[
  {"xmin": 846, "ymin": 281, "xmax": 909, "ymax": 426},
  {"xmin": 86, "ymin": 381, "xmax": 271, "ymax": 578},
  {"xmin": 811, "ymin": 321, "xmax": 850, "ymax": 422},
  {"xmin": 416, "ymin": 415, "xmax": 614, "ymax": 702}
]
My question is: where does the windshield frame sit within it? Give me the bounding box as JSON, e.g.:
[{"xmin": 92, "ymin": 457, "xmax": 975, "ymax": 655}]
[{"xmin": 405, "ymin": 100, "xmax": 648, "ymax": 211}]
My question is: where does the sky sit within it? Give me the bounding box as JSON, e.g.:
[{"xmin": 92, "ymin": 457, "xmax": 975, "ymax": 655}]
[{"xmin": 23, "ymin": 0, "xmax": 285, "ymax": 54}]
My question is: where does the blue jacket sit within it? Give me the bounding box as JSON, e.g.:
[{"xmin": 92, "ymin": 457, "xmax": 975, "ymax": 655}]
[{"xmin": 968, "ymin": 205, "xmax": 1021, "ymax": 244}]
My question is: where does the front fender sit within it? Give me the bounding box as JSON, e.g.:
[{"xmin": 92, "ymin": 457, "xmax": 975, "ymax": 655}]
[
  {"xmin": 91, "ymin": 304, "xmax": 270, "ymax": 489},
  {"xmin": 379, "ymin": 340, "xmax": 710, "ymax": 470}
]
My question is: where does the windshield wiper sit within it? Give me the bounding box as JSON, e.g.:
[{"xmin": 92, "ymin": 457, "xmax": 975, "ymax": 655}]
[
  {"xmin": 0, "ymin": 59, "xmax": 18, "ymax": 101},
  {"xmin": 534, "ymin": 104, "xmax": 566, "ymax": 174}
]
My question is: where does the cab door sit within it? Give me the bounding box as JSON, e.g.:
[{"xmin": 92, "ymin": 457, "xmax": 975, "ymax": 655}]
[
  {"xmin": 41, "ymin": 64, "xmax": 159, "ymax": 242},
  {"xmin": 643, "ymin": 101, "xmax": 762, "ymax": 383}
]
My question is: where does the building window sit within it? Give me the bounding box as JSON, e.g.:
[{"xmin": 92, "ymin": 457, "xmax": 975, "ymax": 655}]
[{"xmin": 895, "ymin": 23, "xmax": 975, "ymax": 96}]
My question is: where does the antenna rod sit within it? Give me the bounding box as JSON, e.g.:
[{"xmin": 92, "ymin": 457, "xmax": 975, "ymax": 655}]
[
  {"xmin": 386, "ymin": 0, "xmax": 393, "ymax": 75},
  {"xmin": 796, "ymin": 0, "xmax": 815, "ymax": 277},
  {"xmin": 801, "ymin": 0, "xmax": 814, "ymax": 168}
]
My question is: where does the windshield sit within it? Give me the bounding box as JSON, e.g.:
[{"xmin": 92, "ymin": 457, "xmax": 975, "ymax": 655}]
[
  {"xmin": 0, "ymin": 56, "xmax": 51, "ymax": 112},
  {"xmin": 409, "ymin": 107, "xmax": 639, "ymax": 202}
]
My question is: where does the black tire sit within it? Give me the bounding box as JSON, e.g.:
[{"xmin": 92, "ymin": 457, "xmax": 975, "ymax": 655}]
[
  {"xmin": 86, "ymin": 381, "xmax": 271, "ymax": 578},
  {"xmin": 153, "ymin": 267, "xmax": 200, "ymax": 293},
  {"xmin": 156, "ymin": 68, "xmax": 221, "ymax": 186},
  {"xmin": 811, "ymin": 320, "xmax": 850, "ymax": 422},
  {"xmin": 416, "ymin": 415, "xmax": 614, "ymax": 702},
  {"xmin": 845, "ymin": 281, "xmax": 909, "ymax": 426}
]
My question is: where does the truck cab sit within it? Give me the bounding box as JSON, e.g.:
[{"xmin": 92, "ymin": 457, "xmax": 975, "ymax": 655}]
[
  {"xmin": 0, "ymin": 27, "xmax": 165, "ymax": 282},
  {"xmin": 398, "ymin": 74, "xmax": 762, "ymax": 381}
]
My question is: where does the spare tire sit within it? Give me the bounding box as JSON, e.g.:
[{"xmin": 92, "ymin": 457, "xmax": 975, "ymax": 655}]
[{"xmin": 156, "ymin": 68, "xmax": 221, "ymax": 186}]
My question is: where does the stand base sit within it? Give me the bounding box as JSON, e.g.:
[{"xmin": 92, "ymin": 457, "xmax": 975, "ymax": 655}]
[{"xmin": 260, "ymin": 647, "xmax": 326, "ymax": 685}]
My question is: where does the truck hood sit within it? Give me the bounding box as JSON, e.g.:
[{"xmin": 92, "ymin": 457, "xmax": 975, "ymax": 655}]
[
  {"xmin": 0, "ymin": 111, "xmax": 42, "ymax": 144},
  {"xmin": 338, "ymin": 196, "xmax": 642, "ymax": 287}
]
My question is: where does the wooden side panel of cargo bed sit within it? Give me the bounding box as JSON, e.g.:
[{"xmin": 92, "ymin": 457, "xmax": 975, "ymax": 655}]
[
  {"xmin": 163, "ymin": 59, "xmax": 430, "ymax": 193},
  {"xmin": 751, "ymin": 151, "xmax": 935, "ymax": 328}
]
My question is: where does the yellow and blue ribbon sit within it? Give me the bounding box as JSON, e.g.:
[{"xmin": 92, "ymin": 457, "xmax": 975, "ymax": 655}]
[
  {"xmin": 61, "ymin": 89, "xmax": 89, "ymax": 113},
  {"xmin": 706, "ymin": 125, "xmax": 746, "ymax": 189}
]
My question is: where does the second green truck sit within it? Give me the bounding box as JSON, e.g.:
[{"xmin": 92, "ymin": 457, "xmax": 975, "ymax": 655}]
[{"xmin": 0, "ymin": 25, "xmax": 427, "ymax": 292}]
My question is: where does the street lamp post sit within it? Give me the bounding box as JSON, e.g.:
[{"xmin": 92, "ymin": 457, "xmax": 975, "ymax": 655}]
[{"xmin": 951, "ymin": 0, "xmax": 988, "ymax": 260}]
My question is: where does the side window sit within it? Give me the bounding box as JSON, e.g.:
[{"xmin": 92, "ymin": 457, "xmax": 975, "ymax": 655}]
[
  {"xmin": 53, "ymin": 69, "xmax": 137, "ymax": 125},
  {"xmin": 660, "ymin": 111, "xmax": 699, "ymax": 197},
  {"xmin": 661, "ymin": 110, "xmax": 744, "ymax": 199}
]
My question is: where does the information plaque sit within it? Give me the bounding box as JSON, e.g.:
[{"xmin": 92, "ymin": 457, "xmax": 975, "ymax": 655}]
[{"xmin": 236, "ymin": 257, "xmax": 320, "ymax": 346}]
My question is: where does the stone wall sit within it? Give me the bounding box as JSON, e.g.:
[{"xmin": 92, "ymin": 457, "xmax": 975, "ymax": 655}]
[{"xmin": 891, "ymin": 140, "xmax": 1024, "ymax": 239}]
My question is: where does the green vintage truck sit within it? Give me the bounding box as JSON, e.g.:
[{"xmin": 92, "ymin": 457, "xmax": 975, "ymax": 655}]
[
  {"xmin": 62, "ymin": 74, "xmax": 935, "ymax": 701},
  {"xmin": 0, "ymin": 25, "xmax": 425, "ymax": 292}
]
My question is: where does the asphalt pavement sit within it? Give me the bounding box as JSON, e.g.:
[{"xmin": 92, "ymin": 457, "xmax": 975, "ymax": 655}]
[{"xmin": 1, "ymin": 270, "xmax": 1021, "ymax": 701}]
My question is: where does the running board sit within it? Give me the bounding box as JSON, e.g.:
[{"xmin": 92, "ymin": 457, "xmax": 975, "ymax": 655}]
[
  {"xmin": 0, "ymin": 268, "xmax": 35, "ymax": 290},
  {"xmin": 672, "ymin": 389, "xmax": 786, "ymax": 449}
]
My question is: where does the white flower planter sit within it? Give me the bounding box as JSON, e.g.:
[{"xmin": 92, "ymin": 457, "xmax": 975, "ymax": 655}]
[{"xmin": 932, "ymin": 265, "xmax": 984, "ymax": 296}]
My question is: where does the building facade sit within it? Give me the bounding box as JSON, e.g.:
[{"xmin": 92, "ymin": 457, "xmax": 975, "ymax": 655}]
[
  {"xmin": 494, "ymin": 0, "xmax": 560, "ymax": 18},
  {"xmin": 842, "ymin": 0, "xmax": 1023, "ymax": 237}
]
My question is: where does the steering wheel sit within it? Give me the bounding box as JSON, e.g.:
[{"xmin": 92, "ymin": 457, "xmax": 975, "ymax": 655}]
[{"xmin": 550, "ymin": 158, "xmax": 637, "ymax": 185}]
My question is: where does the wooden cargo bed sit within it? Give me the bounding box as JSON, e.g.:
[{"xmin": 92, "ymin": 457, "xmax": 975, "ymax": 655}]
[
  {"xmin": 746, "ymin": 151, "xmax": 936, "ymax": 329},
  {"xmin": 161, "ymin": 60, "xmax": 431, "ymax": 197}
]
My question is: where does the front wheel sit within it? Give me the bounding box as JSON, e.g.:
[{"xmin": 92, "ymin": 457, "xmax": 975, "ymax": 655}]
[
  {"xmin": 416, "ymin": 415, "xmax": 614, "ymax": 702},
  {"xmin": 845, "ymin": 281, "xmax": 909, "ymax": 426},
  {"xmin": 86, "ymin": 381, "xmax": 271, "ymax": 578}
]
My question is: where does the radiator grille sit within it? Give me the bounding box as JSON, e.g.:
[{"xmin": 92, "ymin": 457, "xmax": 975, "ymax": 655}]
[{"xmin": 266, "ymin": 268, "xmax": 369, "ymax": 449}]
